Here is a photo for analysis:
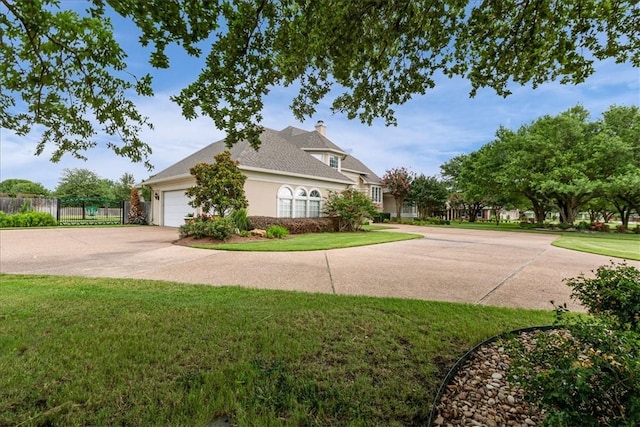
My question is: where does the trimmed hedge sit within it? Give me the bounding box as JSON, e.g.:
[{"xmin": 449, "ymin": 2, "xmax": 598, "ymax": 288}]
[
  {"xmin": 0, "ymin": 211, "xmax": 57, "ymax": 227},
  {"xmin": 247, "ymin": 216, "xmax": 337, "ymax": 234},
  {"xmin": 372, "ymin": 212, "xmax": 392, "ymax": 223}
]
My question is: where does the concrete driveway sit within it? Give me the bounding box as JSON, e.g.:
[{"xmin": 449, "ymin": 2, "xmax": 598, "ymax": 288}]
[{"xmin": 2, "ymin": 225, "xmax": 636, "ymax": 311}]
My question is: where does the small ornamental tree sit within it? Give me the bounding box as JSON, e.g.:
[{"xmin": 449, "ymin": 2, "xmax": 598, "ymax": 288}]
[
  {"xmin": 381, "ymin": 167, "xmax": 414, "ymax": 219},
  {"xmin": 324, "ymin": 188, "xmax": 377, "ymax": 232},
  {"xmin": 185, "ymin": 150, "xmax": 248, "ymax": 217},
  {"xmin": 128, "ymin": 186, "xmax": 146, "ymax": 224}
]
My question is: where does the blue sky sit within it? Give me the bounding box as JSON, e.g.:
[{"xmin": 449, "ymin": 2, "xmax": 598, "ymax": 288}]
[{"xmin": 1, "ymin": 5, "xmax": 639, "ymax": 192}]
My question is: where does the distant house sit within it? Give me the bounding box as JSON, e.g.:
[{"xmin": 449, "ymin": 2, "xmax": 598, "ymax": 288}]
[{"xmin": 143, "ymin": 121, "xmax": 383, "ymax": 226}]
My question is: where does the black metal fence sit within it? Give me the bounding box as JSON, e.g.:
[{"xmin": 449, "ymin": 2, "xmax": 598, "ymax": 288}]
[
  {"xmin": 0, "ymin": 197, "xmax": 152, "ymax": 225},
  {"xmin": 57, "ymin": 198, "xmax": 124, "ymax": 225}
]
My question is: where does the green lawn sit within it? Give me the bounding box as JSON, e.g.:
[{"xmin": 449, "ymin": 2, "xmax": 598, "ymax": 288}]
[
  {"xmin": 552, "ymin": 233, "xmax": 640, "ymax": 260},
  {"xmin": 0, "ymin": 275, "xmax": 554, "ymax": 426},
  {"xmin": 195, "ymin": 230, "xmax": 423, "ymax": 251},
  {"xmin": 390, "ymin": 220, "xmax": 639, "ymax": 259}
]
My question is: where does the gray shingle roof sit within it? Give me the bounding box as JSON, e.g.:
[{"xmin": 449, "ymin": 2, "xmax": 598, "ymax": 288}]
[
  {"xmin": 284, "ymin": 129, "xmax": 347, "ymax": 154},
  {"xmin": 144, "ymin": 128, "xmax": 354, "ymax": 185},
  {"xmin": 282, "ymin": 128, "xmax": 381, "ymax": 185},
  {"xmin": 342, "ymin": 156, "xmax": 382, "ymax": 185}
]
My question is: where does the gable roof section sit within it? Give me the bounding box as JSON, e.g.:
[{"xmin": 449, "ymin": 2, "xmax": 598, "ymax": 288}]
[
  {"xmin": 144, "ymin": 128, "xmax": 353, "ymax": 185},
  {"xmin": 341, "ymin": 156, "xmax": 382, "ymax": 185},
  {"xmin": 277, "ymin": 126, "xmax": 308, "ymax": 138},
  {"xmin": 284, "ymin": 129, "xmax": 347, "ymax": 156},
  {"xmin": 282, "ymin": 127, "xmax": 381, "ymax": 185}
]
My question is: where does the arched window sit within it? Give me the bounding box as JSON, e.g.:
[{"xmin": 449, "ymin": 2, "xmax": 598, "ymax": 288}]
[
  {"xmin": 278, "ymin": 186, "xmax": 293, "ymax": 218},
  {"xmin": 294, "ymin": 188, "xmax": 307, "ymax": 218},
  {"xmin": 309, "ymin": 189, "xmax": 322, "ymax": 218}
]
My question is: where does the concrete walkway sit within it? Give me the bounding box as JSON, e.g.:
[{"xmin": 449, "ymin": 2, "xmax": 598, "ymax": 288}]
[{"xmin": 2, "ymin": 226, "xmax": 636, "ymax": 311}]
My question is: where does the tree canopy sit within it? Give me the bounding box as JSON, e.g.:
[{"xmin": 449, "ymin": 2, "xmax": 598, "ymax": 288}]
[
  {"xmin": 54, "ymin": 168, "xmax": 115, "ymax": 199},
  {"xmin": 2, "ymin": 0, "xmax": 638, "ymax": 165},
  {"xmin": 0, "ymin": 179, "xmax": 50, "ymax": 197},
  {"xmin": 409, "ymin": 175, "xmax": 449, "ymax": 220},
  {"xmin": 444, "ymin": 105, "xmax": 640, "ymax": 226}
]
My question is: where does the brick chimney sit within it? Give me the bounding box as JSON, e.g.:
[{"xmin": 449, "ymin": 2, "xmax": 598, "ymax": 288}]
[{"xmin": 314, "ymin": 120, "xmax": 326, "ymax": 136}]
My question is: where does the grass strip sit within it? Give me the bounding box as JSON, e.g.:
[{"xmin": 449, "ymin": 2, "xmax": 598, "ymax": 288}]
[
  {"xmin": 0, "ymin": 274, "xmax": 553, "ymax": 426},
  {"xmin": 552, "ymin": 235, "xmax": 640, "ymax": 260},
  {"xmin": 194, "ymin": 230, "xmax": 423, "ymax": 251}
]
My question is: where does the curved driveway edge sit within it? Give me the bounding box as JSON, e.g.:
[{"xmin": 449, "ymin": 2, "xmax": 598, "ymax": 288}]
[{"xmin": 2, "ymin": 226, "xmax": 636, "ymax": 311}]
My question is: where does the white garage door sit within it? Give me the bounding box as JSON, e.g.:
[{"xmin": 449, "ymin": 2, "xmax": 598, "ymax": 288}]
[{"xmin": 163, "ymin": 190, "xmax": 192, "ymax": 227}]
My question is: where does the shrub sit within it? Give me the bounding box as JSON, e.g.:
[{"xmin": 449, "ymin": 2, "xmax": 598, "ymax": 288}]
[
  {"xmin": 205, "ymin": 217, "xmax": 234, "ymax": 240},
  {"xmin": 266, "ymin": 225, "xmax": 289, "ymax": 239},
  {"xmin": 616, "ymin": 224, "xmax": 629, "ymax": 233},
  {"xmin": 576, "ymin": 221, "xmax": 590, "ymax": 231},
  {"xmin": 179, "ymin": 217, "xmax": 234, "ymax": 240},
  {"xmin": 509, "ymin": 263, "xmax": 640, "ymax": 425},
  {"xmin": 247, "ymin": 216, "xmax": 336, "ymax": 234},
  {"xmin": 565, "ymin": 262, "xmax": 640, "ymax": 331},
  {"xmin": 323, "ymin": 189, "xmax": 377, "ymax": 232},
  {"xmin": 590, "ymin": 222, "xmax": 610, "ymax": 232},
  {"xmin": 230, "ymin": 208, "xmax": 249, "ymax": 232},
  {"xmin": 372, "ymin": 212, "xmax": 391, "ymax": 223},
  {"xmin": 179, "ymin": 219, "xmax": 206, "ymax": 238},
  {"xmin": 519, "ymin": 221, "xmax": 534, "ymax": 229},
  {"xmin": 0, "ymin": 211, "xmax": 57, "ymax": 227},
  {"xmin": 509, "ymin": 320, "xmax": 640, "ymax": 426}
]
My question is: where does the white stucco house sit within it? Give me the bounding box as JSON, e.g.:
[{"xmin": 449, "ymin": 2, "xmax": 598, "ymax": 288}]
[{"xmin": 143, "ymin": 121, "xmax": 383, "ymax": 226}]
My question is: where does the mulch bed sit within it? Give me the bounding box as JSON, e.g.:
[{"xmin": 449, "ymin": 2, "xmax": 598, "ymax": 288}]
[{"xmin": 173, "ymin": 234, "xmax": 270, "ymax": 247}]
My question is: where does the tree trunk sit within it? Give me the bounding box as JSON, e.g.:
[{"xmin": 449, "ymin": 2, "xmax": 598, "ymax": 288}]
[
  {"xmin": 527, "ymin": 196, "xmax": 548, "ymax": 224},
  {"xmin": 395, "ymin": 197, "xmax": 404, "ymax": 220},
  {"xmin": 492, "ymin": 206, "xmax": 503, "ymax": 225},
  {"xmin": 556, "ymin": 198, "xmax": 580, "ymax": 225},
  {"xmin": 602, "ymin": 210, "xmax": 615, "ymax": 223},
  {"xmin": 613, "ymin": 200, "xmax": 630, "ymax": 229},
  {"xmin": 466, "ymin": 203, "xmax": 482, "ymax": 223},
  {"xmin": 417, "ymin": 206, "xmax": 427, "ymax": 220}
]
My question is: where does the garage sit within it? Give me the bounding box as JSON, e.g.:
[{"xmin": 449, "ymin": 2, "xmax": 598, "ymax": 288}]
[{"xmin": 163, "ymin": 190, "xmax": 192, "ymax": 227}]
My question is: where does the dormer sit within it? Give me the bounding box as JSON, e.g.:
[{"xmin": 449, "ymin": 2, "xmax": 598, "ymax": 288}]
[
  {"xmin": 309, "ymin": 151, "xmax": 345, "ymax": 171},
  {"xmin": 285, "ymin": 121, "xmax": 348, "ymax": 171}
]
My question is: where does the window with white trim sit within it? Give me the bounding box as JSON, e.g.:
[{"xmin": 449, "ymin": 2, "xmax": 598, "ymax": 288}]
[
  {"xmin": 329, "ymin": 155, "xmax": 339, "ymax": 169},
  {"xmin": 294, "ymin": 188, "xmax": 307, "ymax": 218},
  {"xmin": 402, "ymin": 201, "xmax": 416, "ymax": 215},
  {"xmin": 371, "ymin": 186, "xmax": 382, "ymax": 203},
  {"xmin": 309, "ymin": 189, "xmax": 322, "ymax": 217},
  {"xmin": 278, "ymin": 186, "xmax": 293, "ymax": 218}
]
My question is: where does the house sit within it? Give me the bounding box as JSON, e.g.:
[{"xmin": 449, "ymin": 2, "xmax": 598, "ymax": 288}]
[{"xmin": 143, "ymin": 121, "xmax": 383, "ymax": 226}]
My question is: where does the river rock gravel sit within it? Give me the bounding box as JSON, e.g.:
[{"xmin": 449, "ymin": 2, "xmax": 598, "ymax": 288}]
[{"xmin": 431, "ymin": 330, "xmax": 564, "ymax": 427}]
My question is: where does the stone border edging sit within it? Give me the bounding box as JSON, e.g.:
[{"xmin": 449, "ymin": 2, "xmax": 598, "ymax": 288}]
[{"xmin": 427, "ymin": 325, "xmax": 559, "ymax": 426}]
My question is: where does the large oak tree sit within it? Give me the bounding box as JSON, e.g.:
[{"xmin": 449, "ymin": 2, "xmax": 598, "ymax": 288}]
[
  {"xmin": 2, "ymin": 0, "xmax": 638, "ymax": 166},
  {"xmin": 449, "ymin": 105, "xmax": 639, "ymax": 225}
]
